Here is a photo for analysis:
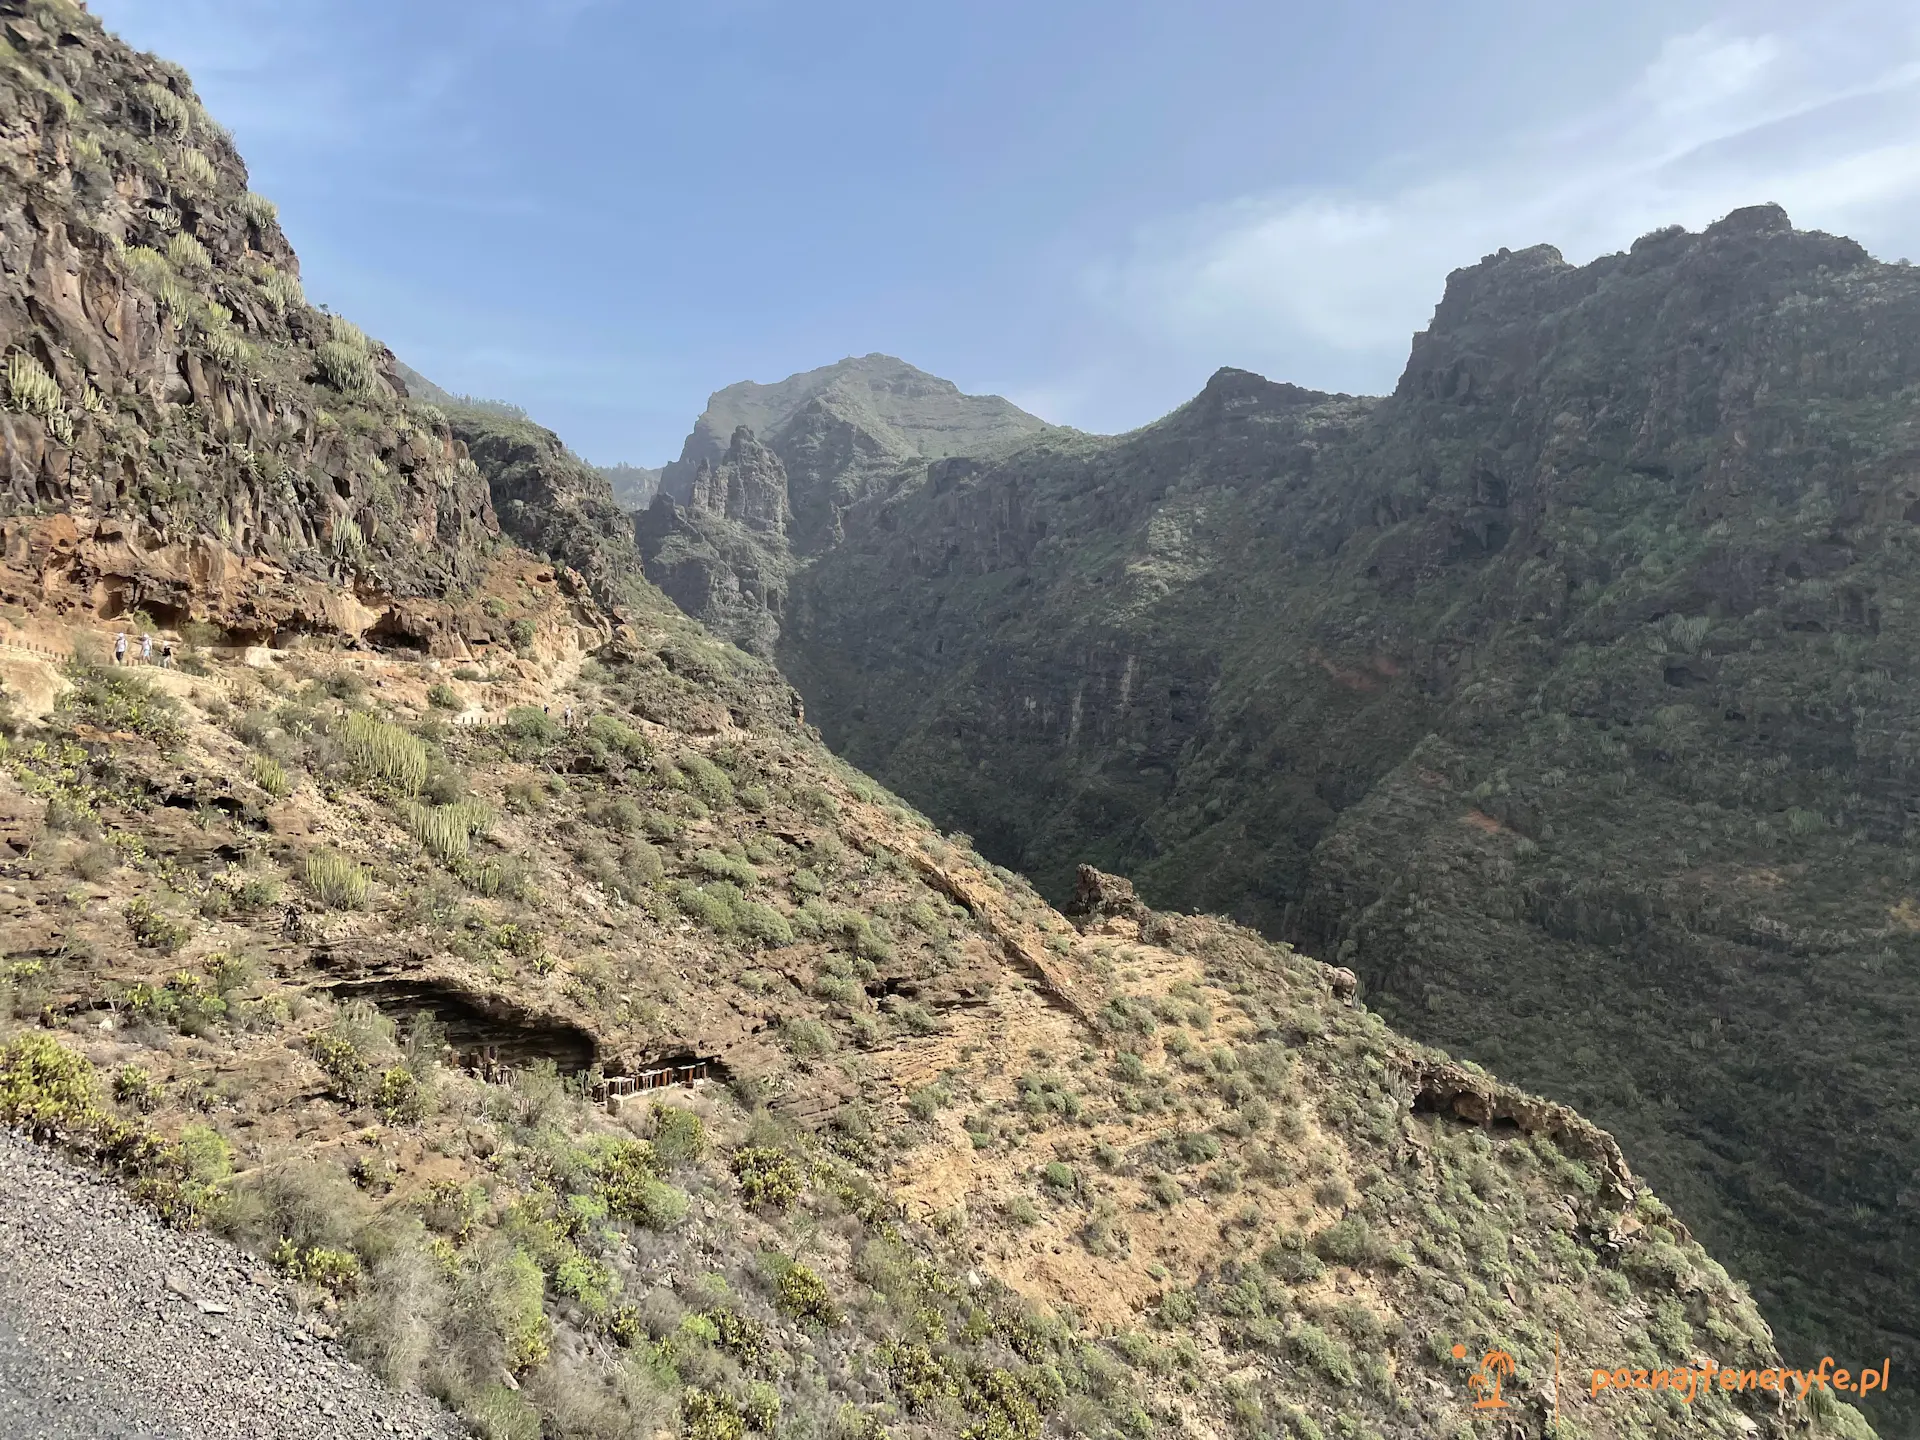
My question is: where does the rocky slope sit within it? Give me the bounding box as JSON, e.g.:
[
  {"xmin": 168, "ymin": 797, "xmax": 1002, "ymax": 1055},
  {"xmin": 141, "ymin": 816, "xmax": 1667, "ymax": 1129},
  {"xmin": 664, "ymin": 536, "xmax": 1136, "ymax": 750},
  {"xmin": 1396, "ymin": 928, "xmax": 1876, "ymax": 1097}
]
[
  {"xmin": 0, "ymin": 1129, "xmax": 464, "ymax": 1439},
  {"xmin": 638, "ymin": 356, "xmax": 1050, "ymax": 653},
  {"xmin": 0, "ymin": 6, "xmax": 508, "ymax": 651},
  {"xmin": 0, "ymin": 6, "xmax": 1874, "ymax": 1439},
  {"xmin": 758, "ymin": 206, "xmax": 1920, "ymax": 1433}
]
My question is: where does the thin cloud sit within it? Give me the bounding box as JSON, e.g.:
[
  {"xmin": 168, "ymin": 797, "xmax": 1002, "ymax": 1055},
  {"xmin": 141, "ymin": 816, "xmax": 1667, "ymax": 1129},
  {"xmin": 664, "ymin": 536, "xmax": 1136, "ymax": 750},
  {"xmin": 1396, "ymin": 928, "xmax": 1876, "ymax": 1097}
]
[{"xmin": 1087, "ymin": 18, "xmax": 1920, "ymax": 393}]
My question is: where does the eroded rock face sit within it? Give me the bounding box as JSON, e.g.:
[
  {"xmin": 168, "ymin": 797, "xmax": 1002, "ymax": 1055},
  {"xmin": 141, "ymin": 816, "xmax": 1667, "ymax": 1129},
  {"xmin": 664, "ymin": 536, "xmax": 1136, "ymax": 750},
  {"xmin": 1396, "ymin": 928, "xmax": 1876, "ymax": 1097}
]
[
  {"xmin": 636, "ymin": 357, "xmax": 1051, "ymax": 654},
  {"xmin": 0, "ymin": 4, "xmax": 498, "ymax": 643},
  {"xmin": 445, "ymin": 406, "xmax": 659, "ymax": 625},
  {"xmin": 747, "ymin": 209, "xmax": 1920, "ymax": 1429},
  {"xmin": 635, "ymin": 427, "xmax": 795, "ymax": 657}
]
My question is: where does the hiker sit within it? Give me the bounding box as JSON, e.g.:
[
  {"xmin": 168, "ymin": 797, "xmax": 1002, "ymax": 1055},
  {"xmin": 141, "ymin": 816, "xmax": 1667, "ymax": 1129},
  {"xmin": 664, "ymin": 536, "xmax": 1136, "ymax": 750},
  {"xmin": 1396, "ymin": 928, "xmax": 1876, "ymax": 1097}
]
[
  {"xmin": 113, "ymin": 631, "xmax": 127, "ymax": 665},
  {"xmin": 161, "ymin": 640, "xmax": 175, "ymax": 669},
  {"xmin": 564, "ymin": 704, "xmax": 574, "ymax": 727},
  {"xmin": 140, "ymin": 633, "xmax": 153, "ymax": 664}
]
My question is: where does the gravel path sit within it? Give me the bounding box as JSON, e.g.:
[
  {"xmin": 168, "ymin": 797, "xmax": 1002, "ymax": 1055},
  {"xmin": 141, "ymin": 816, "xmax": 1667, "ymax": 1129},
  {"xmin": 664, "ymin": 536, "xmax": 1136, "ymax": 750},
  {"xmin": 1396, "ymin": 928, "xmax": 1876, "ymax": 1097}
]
[{"xmin": 0, "ymin": 1131, "xmax": 467, "ymax": 1439}]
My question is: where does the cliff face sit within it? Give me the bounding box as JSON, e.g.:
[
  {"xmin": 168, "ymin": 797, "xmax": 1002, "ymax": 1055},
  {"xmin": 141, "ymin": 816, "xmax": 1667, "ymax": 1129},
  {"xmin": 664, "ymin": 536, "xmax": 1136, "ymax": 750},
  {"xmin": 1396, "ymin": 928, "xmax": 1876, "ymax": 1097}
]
[
  {"xmin": 442, "ymin": 404, "xmax": 660, "ymax": 623},
  {"xmin": 638, "ymin": 355, "xmax": 1051, "ymax": 649},
  {"xmin": 0, "ymin": 0, "xmax": 503, "ymax": 650},
  {"xmin": 634, "ymin": 425, "xmax": 794, "ymax": 657},
  {"xmin": 763, "ymin": 206, "xmax": 1920, "ymax": 1431}
]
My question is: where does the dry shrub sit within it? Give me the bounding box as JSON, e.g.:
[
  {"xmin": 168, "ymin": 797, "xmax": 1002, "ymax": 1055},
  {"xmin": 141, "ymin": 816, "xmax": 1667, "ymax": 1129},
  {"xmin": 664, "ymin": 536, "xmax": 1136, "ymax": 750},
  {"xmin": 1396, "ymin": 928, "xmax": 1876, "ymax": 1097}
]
[{"xmin": 522, "ymin": 1352, "xmax": 674, "ymax": 1440}]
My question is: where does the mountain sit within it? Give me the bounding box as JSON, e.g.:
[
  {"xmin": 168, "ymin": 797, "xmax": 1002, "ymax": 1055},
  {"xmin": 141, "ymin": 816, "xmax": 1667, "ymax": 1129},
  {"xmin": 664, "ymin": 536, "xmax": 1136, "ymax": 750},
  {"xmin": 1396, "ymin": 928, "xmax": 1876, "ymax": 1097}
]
[
  {"xmin": 658, "ymin": 354, "xmax": 1051, "ymax": 522},
  {"xmin": 0, "ymin": 9, "xmax": 1850, "ymax": 1440},
  {"xmin": 637, "ymin": 356, "xmax": 1052, "ymax": 654},
  {"xmin": 746, "ymin": 205, "xmax": 1920, "ymax": 1434},
  {"xmin": 597, "ymin": 461, "xmax": 662, "ymax": 511}
]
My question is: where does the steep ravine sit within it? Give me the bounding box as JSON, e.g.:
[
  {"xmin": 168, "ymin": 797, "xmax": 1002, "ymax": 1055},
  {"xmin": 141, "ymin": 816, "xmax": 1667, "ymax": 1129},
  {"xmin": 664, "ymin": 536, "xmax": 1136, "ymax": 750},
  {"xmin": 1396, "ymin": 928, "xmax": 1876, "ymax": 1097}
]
[{"xmin": 726, "ymin": 210, "xmax": 1920, "ymax": 1433}]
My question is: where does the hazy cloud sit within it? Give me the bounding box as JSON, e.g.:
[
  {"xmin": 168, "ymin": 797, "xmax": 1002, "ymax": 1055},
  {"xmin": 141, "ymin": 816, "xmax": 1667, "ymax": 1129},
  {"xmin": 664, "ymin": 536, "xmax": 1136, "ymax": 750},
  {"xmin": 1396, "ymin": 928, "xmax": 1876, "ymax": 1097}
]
[{"xmin": 1088, "ymin": 14, "xmax": 1920, "ymax": 392}]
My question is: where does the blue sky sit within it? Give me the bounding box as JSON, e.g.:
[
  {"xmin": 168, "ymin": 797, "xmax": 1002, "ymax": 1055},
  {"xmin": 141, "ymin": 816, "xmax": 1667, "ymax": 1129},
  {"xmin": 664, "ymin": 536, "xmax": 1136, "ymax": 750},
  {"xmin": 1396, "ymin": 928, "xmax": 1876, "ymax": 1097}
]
[{"xmin": 89, "ymin": 0, "xmax": 1920, "ymax": 465}]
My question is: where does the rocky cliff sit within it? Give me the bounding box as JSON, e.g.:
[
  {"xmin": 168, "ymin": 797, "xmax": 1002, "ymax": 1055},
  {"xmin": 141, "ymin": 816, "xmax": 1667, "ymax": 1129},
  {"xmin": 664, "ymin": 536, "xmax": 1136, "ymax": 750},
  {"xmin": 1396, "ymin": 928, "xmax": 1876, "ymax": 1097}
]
[
  {"xmin": 639, "ymin": 355, "xmax": 1051, "ymax": 650},
  {"xmin": 0, "ymin": 1, "xmax": 511, "ymax": 652},
  {"xmin": 763, "ymin": 205, "xmax": 1920, "ymax": 1433},
  {"xmin": 635, "ymin": 425, "xmax": 793, "ymax": 657}
]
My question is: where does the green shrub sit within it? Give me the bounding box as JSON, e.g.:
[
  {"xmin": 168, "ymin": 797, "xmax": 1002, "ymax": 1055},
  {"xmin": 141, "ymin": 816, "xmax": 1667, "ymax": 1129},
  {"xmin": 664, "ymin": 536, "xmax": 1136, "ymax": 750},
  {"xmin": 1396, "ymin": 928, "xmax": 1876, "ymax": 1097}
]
[
  {"xmin": 124, "ymin": 899, "xmax": 191, "ymax": 952},
  {"xmin": 907, "ymin": 1084, "xmax": 951, "ymax": 1122},
  {"xmin": 249, "ymin": 755, "xmax": 291, "ymax": 799},
  {"xmin": 967, "ymin": 1368, "xmax": 1042, "ymax": 1440},
  {"xmin": 652, "ymin": 1105, "xmax": 707, "ymax": 1166},
  {"xmin": 710, "ymin": 1308, "xmax": 771, "ymax": 1368},
  {"xmin": 743, "ymin": 1381, "xmax": 780, "ymax": 1432},
  {"xmin": 694, "ymin": 848, "xmax": 757, "ymax": 886},
  {"xmin": 58, "ymin": 664, "xmax": 182, "ymax": 746},
  {"xmin": 270, "ymin": 1239, "xmax": 361, "ymax": 1295},
  {"xmin": 684, "ymin": 1388, "xmax": 746, "ymax": 1440},
  {"xmin": 304, "ymin": 851, "xmax": 370, "ymax": 909},
  {"xmin": 166, "ymin": 230, "xmax": 210, "ymax": 271},
  {"xmin": 1260, "ymin": 1232, "xmax": 1324, "ymax": 1282},
  {"xmin": 632, "ymin": 1180, "xmax": 690, "ymax": 1228},
  {"xmin": 308, "ymin": 1032, "xmax": 370, "ymax": 1101},
  {"xmin": 1310, "ymin": 1216, "xmax": 1404, "ymax": 1269},
  {"xmin": 240, "ymin": 191, "xmax": 278, "ymax": 228},
  {"xmin": 678, "ymin": 751, "xmax": 734, "ymax": 806},
  {"xmin": 731, "ymin": 1147, "xmax": 803, "ymax": 1209},
  {"xmin": 338, "ymin": 711, "xmax": 427, "ymax": 795},
  {"xmin": 398, "ymin": 798, "xmax": 491, "ymax": 864},
  {"xmin": 113, "ymin": 1065, "xmax": 158, "ymax": 1113},
  {"xmin": 504, "ymin": 706, "xmax": 560, "ymax": 745},
  {"xmin": 503, "ymin": 777, "xmax": 546, "ymax": 814},
  {"xmin": 6, "ymin": 350, "xmax": 61, "ymax": 418},
  {"xmin": 733, "ymin": 898, "xmax": 793, "ymax": 946},
  {"xmin": 588, "ymin": 1138, "xmax": 684, "ymax": 1228},
  {"xmin": 676, "ymin": 882, "xmax": 737, "ymax": 932},
  {"xmin": 780, "ymin": 1017, "xmax": 833, "ymax": 1058},
  {"xmin": 1171, "ymin": 1131, "xmax": 1220, "ymax": 1166},
  {"xmin": 0, "ymin": 1034, "xmax": 102, "ymax": 1139},
  {"xmin": 1287, "ymin": 1320, "xmax": 1357, "ymax": 1385},
  {"xmin": 205, "ymin": 952, "xmax": 254, "ymax": 996},
  {"xmin": 141, "ymin": 81, "xmax": 192, "ymax": 131},
  {"xmin": 258, "ymin": 266, "xmax": 303, "ymax": 313},
  {"xmin": 316, "ymin": 340, "xmax": 378, "ymax": 395},
  {"xmin": 774, "ymin": 1261, "xmax": 836, "ymax": 1325},
  {"xmin": 426, "ymin": 682, "xmax": 461, "ymax": 710},
  {"xmin": 508, "ymin": 618, "xmax": 536, "ymax": 653},
  {"xmin": 176, "ymin": 1123, "xmax": 231, "ymax": 1185},
  {"xmin": 124, "ymin": 972, "xmax": 226, "ymax": 1034},
  {"xmin": 374, "ymin": 1067, "xmax": 424, "ymax": 1123}
]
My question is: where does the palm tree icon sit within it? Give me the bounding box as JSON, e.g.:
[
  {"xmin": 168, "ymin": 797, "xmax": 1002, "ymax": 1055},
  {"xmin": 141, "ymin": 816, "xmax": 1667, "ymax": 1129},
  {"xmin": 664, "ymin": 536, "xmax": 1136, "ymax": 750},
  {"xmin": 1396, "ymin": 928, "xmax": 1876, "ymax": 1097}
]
[{"xmin": 1468, "ymin": 1350, "xmax": 1515, "ymax": 1409}]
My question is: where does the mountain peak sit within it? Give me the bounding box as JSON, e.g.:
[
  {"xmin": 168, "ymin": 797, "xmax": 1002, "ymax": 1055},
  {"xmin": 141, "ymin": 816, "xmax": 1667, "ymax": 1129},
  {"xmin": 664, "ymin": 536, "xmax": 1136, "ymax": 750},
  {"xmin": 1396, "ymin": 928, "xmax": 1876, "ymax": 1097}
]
[{"xmin": 657, "ymin": 355, "xmax": 1050, "ymax": 515}]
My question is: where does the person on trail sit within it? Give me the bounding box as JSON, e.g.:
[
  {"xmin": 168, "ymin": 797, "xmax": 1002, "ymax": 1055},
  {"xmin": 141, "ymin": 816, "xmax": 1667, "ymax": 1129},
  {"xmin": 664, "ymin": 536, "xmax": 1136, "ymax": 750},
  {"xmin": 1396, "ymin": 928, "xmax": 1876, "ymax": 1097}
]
[
  {"xmin": 161, "ymin": 640, "xmax": 175, "ymax": 669},
  {"xmin": 113, "ymin": 632, "xmax": 127, "ymax": 665},
  {"xmin": 140, "ymin": 633, "xmax": 153, "ymax": 664},
  {"xmin": 564, "ymin": 705, "xmax": 574, "ymax": 727}
]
